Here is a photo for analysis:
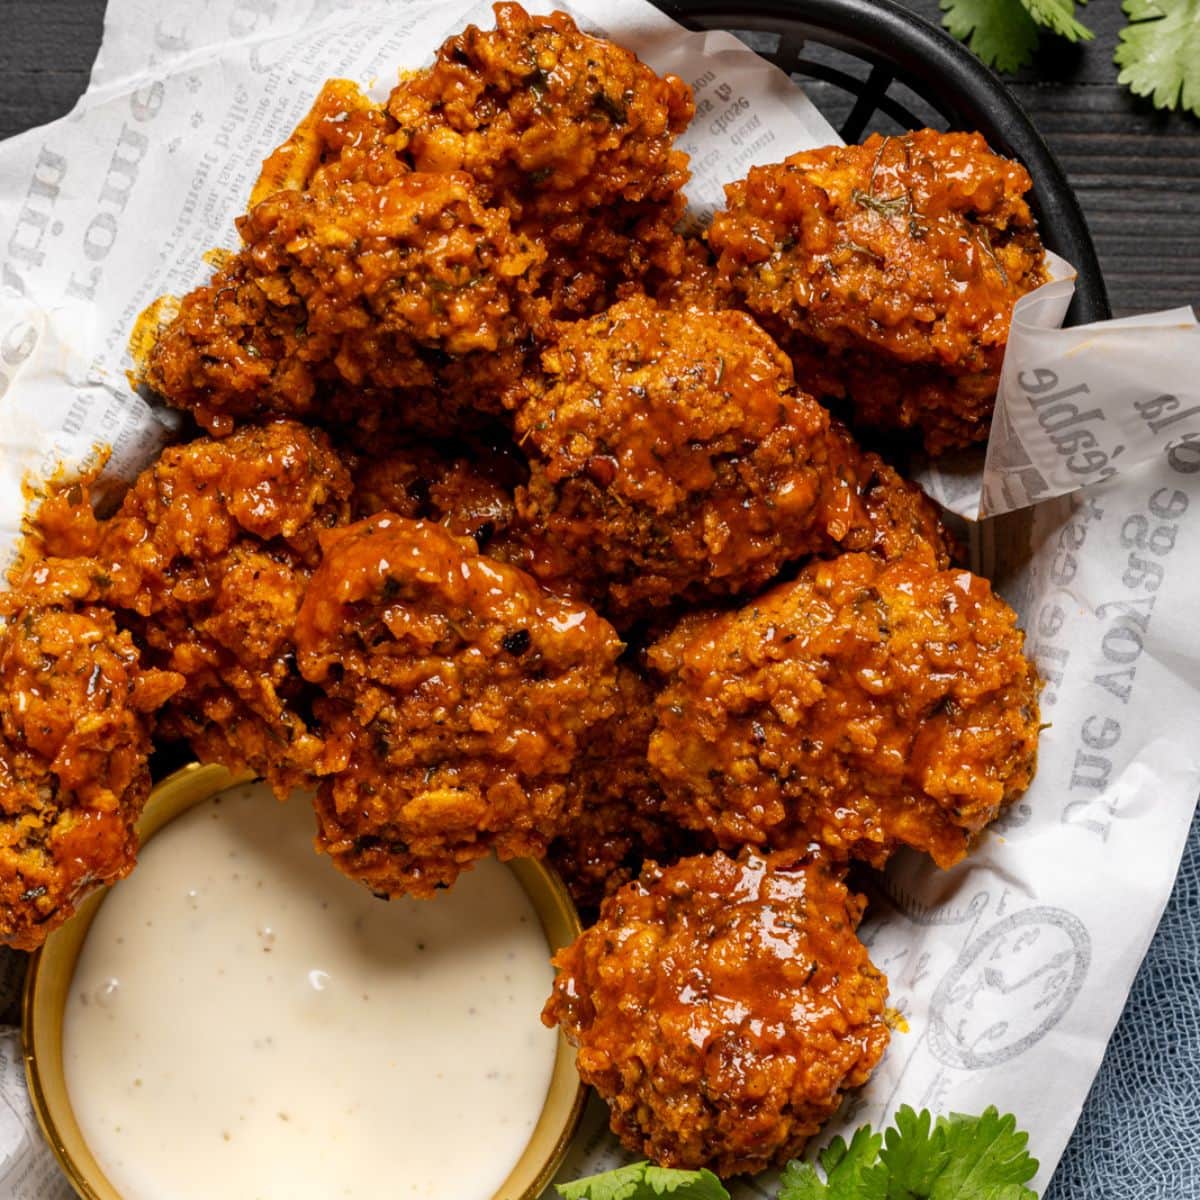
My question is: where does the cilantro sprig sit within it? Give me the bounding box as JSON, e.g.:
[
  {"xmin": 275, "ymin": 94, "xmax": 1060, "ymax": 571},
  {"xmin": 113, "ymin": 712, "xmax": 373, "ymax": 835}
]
[
  {"xmin": 555, "ymin": 1106, "xmax": 1038, "ymax": 1200},
  {"xmin": 939, "ymin": 0, "xmax": 1200, "ymax": 117},
  {"xmin": 556, "ymin": 1162, "xmax": 727, "ymax": 1200},
  {"xmin": 1115, "ymin": 0, "xmax": 1200, "ymax": 116}
]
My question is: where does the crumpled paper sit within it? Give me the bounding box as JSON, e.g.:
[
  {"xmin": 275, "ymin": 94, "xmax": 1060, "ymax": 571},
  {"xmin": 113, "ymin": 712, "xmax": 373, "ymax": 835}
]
[
  {"xmin": 984, "ymin": 299, "xmax": 1200, "ymax": 518},
  {"xmin": 916, "ymin": 264, "xmax": 1200, "ymax": 521},
  {"xmin": 0, "ymin": 1, "xmax": 1198, "ymax": 1196}
]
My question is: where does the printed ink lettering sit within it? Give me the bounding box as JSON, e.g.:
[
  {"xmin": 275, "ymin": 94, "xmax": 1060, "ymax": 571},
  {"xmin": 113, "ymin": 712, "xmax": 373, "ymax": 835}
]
[{"xmin": 1135, "ymin": 393, "xmax": 1200, "ymax": 435}]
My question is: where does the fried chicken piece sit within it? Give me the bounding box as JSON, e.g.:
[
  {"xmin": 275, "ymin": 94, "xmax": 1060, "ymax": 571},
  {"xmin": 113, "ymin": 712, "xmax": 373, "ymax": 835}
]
[
  {"xmin": 830, "ymin": 424, "xmax": 960, "ymax": 568},
  {"xmin": 348, "ymin": 431, "xmax": 526, "ymax": 557},
  {"xmin": 536, "ymin": 195, "xmax": 690, "ymax": 318},
  {"xmin": 389, "ymin": 3, "xmax": 692, "ymax": 222},
  {"xmin": 547, "ymin": 665, "xmax": 706, "ymax": 912},
  {"xmin": 295, "ymin": 514, "xmax": 622, "ymax": 897},
  {"xmin": 0, "ymin": 559, "xmax": 182, "ymax": 949},
  {"xmin": 249, "ymin": 79, "xmax": 407, "ymax": 203},
  {"xmin": 653, "ymin": 234, "xmax": 732, "ymax": 311},
  {"xmin": 37, "ymin": 421, "xmax": 353, "ymax": 795},
  {"xmin": 847, "ymin": 449, "xmax": 959, "ymax": 567},
  {"xmin": 708, "ymin": 130, "xmax": 1047, "ymax": 453},
  {"xmin": 511, "ymin": 296, "xmax": 866, "ymax": 625},
  {"xmin": 388, "ymin": 3, "xmax": 694, "ymax": 316},
  {"xmin": 144, "ymin": 171, "xmax": 544, "ymax": 435},
  {"xmin": 145, "ymin": 4, "xmax": 697, "ymax": 430},
  {"xmin": 648, "ymin": 553, "xmax": 1040, "ymax": 869},
  {"xmin": 543, "ymin": 850, "xmax": 890, "ymax": 1175}
]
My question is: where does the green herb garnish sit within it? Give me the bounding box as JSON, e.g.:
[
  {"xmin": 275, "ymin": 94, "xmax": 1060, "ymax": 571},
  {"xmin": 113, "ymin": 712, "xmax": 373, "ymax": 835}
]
[
  {"xmin": 557, "ymin": 1163, "xmax": 726, "ymax": 1199},
  {"xmin": 1115, "ymin": 0, "xmax": 1200, "ymax": 117},
  {"xmin": 556, "ymin": 1107, "xmax": 1039, "ymax": 1200},
  {"xmin": 940, "ymin": 0, "xmax": 1199, "ymax": 116},
  {"xmin": 851, "ymin": 189, "xmax": 912, "ymax": 219}
]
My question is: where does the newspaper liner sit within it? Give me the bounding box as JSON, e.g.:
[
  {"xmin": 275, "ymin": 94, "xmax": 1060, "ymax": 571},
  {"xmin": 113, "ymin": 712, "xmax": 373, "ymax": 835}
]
[{"xmin": 0, "ymin": 1, "xmax": 1198, "ymax": 1195}]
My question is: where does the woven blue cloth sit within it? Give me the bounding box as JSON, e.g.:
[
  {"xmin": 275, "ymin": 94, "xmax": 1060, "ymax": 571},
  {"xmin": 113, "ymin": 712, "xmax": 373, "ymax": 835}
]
[{"xmin": 1046, "ymin": 802, "xmax": 1200, "ymax": 1199}]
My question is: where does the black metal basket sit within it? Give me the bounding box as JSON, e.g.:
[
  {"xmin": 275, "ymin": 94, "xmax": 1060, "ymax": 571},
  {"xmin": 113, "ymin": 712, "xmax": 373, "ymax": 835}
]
[{"xmin": 657, "ymin": 0, "xmax": 1110, "ymax": 326}]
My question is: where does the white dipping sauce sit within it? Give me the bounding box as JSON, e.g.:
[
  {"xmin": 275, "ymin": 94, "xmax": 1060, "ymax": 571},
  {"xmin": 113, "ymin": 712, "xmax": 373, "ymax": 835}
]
[{"xmin": 63, "ymin": 782, "xmax": 558, "ymax": 1200}]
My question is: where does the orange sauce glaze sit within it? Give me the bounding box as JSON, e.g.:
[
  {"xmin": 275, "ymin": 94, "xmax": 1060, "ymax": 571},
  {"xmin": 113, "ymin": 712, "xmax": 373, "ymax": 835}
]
[
  {"xmin": 648, "ymin": 552, "xmax": 1040, "ymax": 869},
  {"xmin": 0, "ymin": 558, "xmax": 181, "ymax": 949},
  {"xmin": 543, "ymin": 849, "xmax": 890, "ymax": 1176},
  {"xmin": 709, "ymin": 130, "xmax": 1047, "ymax": 451},
  {"xmin": 295, "ymin": 514, "xmax": 623, "ymax": 897},
  {"xmin": 513, "ymin": 294, "xmax": 864, "ymax": 624}
]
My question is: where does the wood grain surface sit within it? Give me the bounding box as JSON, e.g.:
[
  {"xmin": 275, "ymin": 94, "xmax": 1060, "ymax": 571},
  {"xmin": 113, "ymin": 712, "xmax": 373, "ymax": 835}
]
[{"xmin": 0, "ymin": 3, "xmax": 1197, "ymax": 1199}]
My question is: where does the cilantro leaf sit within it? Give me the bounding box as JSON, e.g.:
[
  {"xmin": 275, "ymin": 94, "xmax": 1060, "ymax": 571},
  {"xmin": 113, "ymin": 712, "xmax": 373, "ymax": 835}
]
[
  {"xmin": 877, "ymin": 1105, "xmax": 1038, "ymax": 1200},
  {"xmin": 930, "ymin": 1108, "xmax": 1039, "ymax": 1200},
  {"xmin": 556, "ymin": 1162, "xmax": 729, "ymax": 1200},
  {"xmin": 1017, "ymin": 0, "xmax": 1095, "ymax": 43},
  {"xmin": 643, "ymin": 1167, "xmax": 729, "ymax": 1199},
  {"xmin": 879, "ymin": 1105, "xmax": 950, "ymax": 1196},
  {"xmin": 556, "ymin": 1108, "xmax": 1038, "ymax": 1200},
  {"xmin": 940, "ymin": 0, "xmax": 1042, "ymax": 72},
  {"xmin": 942, "ymin": 0, "xmax": 1093, "ymax": 72},
  {"xmin": 776, "ymin": 1106, "xmax": 1038, "ymax": 1200},
  {"xmin": 1115, "ymin": 0, "xmax": 1200, "ymax": 116},
  {"xmin": 778, "ymin": 1126, "xmax": 887, "ymax": 1199}
]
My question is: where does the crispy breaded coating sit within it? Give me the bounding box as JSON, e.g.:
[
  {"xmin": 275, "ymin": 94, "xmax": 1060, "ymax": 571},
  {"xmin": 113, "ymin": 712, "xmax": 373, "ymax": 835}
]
[
  {"xmin": 653, "ymin": 233, "xmax": 732, "ymax": 310},
  {"xmin": 388, "ymin": 3, "xmax": 692, "ymax": 222},
  {"xmin": 37, "ymin": 421, "xmax": 353, "ymax": 795},
  {"xmin": 145, "ymin": 171, "xmax": 544, "ymax": 435},
  {"xmin": 294, "ymin": 515, "xmax": 622, "ymax": 897},
  {"xmin": 0, "ymin": 560, "xmax": 182, "ymax": 949},
  {"xmin": 250, "ymin": 79, "xmax": 407, "ymax": 202},
  {"xmin": 543, "ymin": 850, "xmax": 890, "ymax": 1175},
  {"xmin": 708, "ymin": 130, "xmax": 1047, "ymax": 452},
  {"xmin": 512, "ymin": 296, "xmax": 865, "ymax": 624},
  {"xmin": 536, "ymin": 195, "xmax": 690, "ymax": 318},
  {"xmin": 830, "ymin": 423, "xmax": 960, "ymax": 568},
  {"xmin": 648, "ymin": 553, "xmax": 1040, "ymax": 869},
  {"xmin": 144, "ymin": 4, "xmax": 697, "ymax": 430},
  {"xmin": 348, "ymin": 431, "xmax": 526, "ymax": 557},
  {"xmin": 847, "ymin": 449, "xmax": 959, "ymax": 567},
  {"xmin": 388, "ymin": 3, "xmax": 694, "ymax": 316},
  {"xmin": 547, "ymin": 665, "xmax": 706, "ymax": 911}
]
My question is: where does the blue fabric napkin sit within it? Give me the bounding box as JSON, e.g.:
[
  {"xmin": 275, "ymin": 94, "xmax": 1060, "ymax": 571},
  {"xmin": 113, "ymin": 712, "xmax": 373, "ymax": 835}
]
[{"xmin": 1047, "ymin": 804, "xmax": 1200, "ymax": 1199}]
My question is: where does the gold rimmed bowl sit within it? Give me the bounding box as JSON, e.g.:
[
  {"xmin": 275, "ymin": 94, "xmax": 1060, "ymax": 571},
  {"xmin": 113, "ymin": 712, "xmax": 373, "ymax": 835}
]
[{"xmin": 23, "ymin": 762, "xmax": 586, "ymax": 1200}]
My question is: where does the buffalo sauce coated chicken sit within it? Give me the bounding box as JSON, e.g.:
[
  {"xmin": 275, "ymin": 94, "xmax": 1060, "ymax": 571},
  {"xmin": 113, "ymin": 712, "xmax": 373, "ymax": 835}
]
[
  {"xmin": 708, "ymin": 130, "xmax": 1047, "ymax": 452},
  {"xmin": 511, "ymin": 295, "xmax": 867, "ymax": 623},
  {"xmin": 648, "ymin": 553, "xmax": 1040, "ymax": 869},
  {"xmin": 543, "ymin": 850, "xmax": 890, "ymax": 1176},
  {"xmin": 294, "ymin": 515, "xmax": 623, "ymax": 897},
  {"xmin": 143, "ymin": 3, "xmax": 695, "ymax": 437},
  {"xmin": 7, "ymin": 427, "xmax": 625, "ymax": 928},
  {"xmin": 510, "ymin": 294, "xmax": 959, "ymax": 624},
  {"xmin": 145, "ymin": 171, "xmax": 545, "ymax": 435},
  {"xmin": 0, "ymin": 561, "xmax": 182, "ymax": 949},
  {"xmin": 830, "ymin": 421, "xmax": 961, "ymax": 568},
  {"xmin": 248, "ymin": 78, "xmax": 407, "ymax": 201},
  {"xmin": 345, "ymin": 428, "xmax": 527, "ymax": 558},
  {"xmin": 35, "ymin": 420, "xmax": 353, "ymax": 796},
  {"xmin": 0, "ymin": 9, "xmax": 1054, "ymax": 1171},
  {"xmin": 546, "ymin": 665, "xmax": 709, "ymax": 913},
  {"xmin": 387, "ymin": 2, "xmax": 694, "ymax": 316},
  {"xmin": 388, "ymin": 3, "xmax": 692, "ymax": 223}
]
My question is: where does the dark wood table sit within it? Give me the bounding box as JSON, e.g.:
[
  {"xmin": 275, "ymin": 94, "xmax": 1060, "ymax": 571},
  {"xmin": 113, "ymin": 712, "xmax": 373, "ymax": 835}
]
[{"xmin": 1, "ymin": 2, "xmax": 1197, "ymax": 1197}]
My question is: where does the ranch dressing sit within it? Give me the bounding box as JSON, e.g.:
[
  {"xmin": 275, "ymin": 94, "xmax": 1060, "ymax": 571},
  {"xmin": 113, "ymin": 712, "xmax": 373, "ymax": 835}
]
[{"xmin": 63, "ymin": 781, "xmax": 558, "ymax": 1200}]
